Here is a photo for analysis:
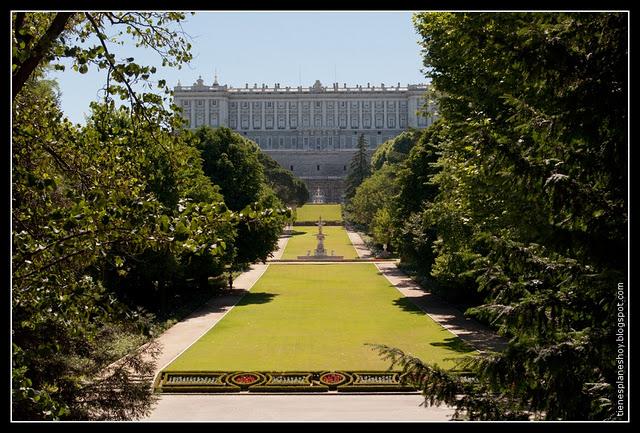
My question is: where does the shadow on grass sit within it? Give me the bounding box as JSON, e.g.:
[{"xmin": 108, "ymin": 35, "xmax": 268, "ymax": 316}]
[
  {"xmin": 392, "ymin": 297, "xmax": 427, "ymax": 315},
  {"xmin": 430, "ymin": 337, "xmax": 476, "ymax": 354},
  {"xmin": 282, "ymin": 230, "xmax": 307, "ymax": 238},
  {"xmin": 236, "ymin": 291, "xmax": 278, "ymax": 306}
]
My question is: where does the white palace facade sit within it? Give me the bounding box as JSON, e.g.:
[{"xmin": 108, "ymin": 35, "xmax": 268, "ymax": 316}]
[{"xmin": 174, "ymin": 76, "xmax": 435, "ymax": 202}]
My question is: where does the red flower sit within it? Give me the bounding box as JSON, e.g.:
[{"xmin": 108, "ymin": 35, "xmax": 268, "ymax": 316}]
[
  {"xmin": 234, "ymin": 374, "xmax": 258, "ymax": 384},
  {"xmin": 320, "ymin": 373, "xmax": 345, "ymax": 385}
]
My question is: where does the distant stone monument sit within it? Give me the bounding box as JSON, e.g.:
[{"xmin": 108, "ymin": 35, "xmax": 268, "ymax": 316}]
[
  {"xmin": 312, "ymin": 187, "xmax": 325, "ymax": 204},
  {"xmin": 297, "ymin": 216, "xmax": 343, "ymax": 260}
]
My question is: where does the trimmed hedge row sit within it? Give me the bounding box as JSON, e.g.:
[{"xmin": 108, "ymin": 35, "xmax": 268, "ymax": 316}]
[{"xmin": 155, "ymin": 370, "xmax": 416, "ymax": 393}]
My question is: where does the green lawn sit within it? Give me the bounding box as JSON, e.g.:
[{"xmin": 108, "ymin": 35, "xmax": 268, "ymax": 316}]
[
  {"xmin": 281, "ymin": 226, "xmax": 359, "ymax": 260},
  {"xmin": 164, "ymin": 263, "xmax": 474, "ymax": 372},
  {"xmin": 295, "ymin": 204, "xmax": 342, "ymax": 222}
]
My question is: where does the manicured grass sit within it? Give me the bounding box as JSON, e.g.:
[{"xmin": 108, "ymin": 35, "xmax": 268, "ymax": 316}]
[
  {"xmin": 295, "ymin": 204, "xmax": 342, "ymax": 222},
  {"xmin": 280, "ymin": 226, "xmax": 359, "ymax": 260},
  {"xmin": 164, "ymin": 264, "xmax": 474, "ymax": 372}
]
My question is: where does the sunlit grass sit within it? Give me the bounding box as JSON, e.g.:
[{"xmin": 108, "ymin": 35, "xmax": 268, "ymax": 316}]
[
  {"xmin": 280, "ymin": 226, "xmax": 359, "ymax": 260},
  {"xmin": 295, "ymin": 204, "xmax": 342, "ymax": 222},
  {"xmin": 165, "ymin": 264, "xmax": 475, "ymax": 372}
]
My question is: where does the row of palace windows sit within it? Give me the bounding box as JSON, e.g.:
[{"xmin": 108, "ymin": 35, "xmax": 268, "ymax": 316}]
[
  {"xmin": 182, "ymin": 99, "xmax": 417, "ymax": 112},
  {"xmin": 231, "ymin": 116, "xmax": 406, "ymax": 130},
  {"xmin": 249, "ymin": 134, "xmax": 384, "ymax": 149},
  {"xmin": 289, "ymin": 165, "xmax": 348, "ymax": 172},
  {"xmin": 230, "ymin": 100, "xmax": 405, "ymax": 109}
]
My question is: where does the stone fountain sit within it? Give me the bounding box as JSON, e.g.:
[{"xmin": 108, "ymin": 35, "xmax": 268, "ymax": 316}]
[{"xmin": 297, "ymin": 216, "xmax": 344, "ymax": 260}]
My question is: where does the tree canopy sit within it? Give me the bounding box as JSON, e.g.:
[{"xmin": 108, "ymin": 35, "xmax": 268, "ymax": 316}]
[
  {"xmin": 344, "ymin": 133, "xmax": 371, "ymax": 200},
  {"xmin": 258, "ymin": 151, "xmax": 309, "ymax": 207},
  {"xmin": 12, "ymin": 12, "xmax": 289, "ymax": 420},
  {"xmin": 370, "ymin": 12, "xmax": 627, "ymax": 420},
  {"xmin": 190, "ymin": 126, "xmax": 266, "ymax": 212}
]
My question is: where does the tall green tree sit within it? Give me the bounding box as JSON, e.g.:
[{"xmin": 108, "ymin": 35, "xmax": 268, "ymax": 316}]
[
  {"xmin": 11, "ymin": 12, "xmax": 261, "ymax": 421},
  {"xmin": 346, "ymin": 165, "xmax": 399, "ymax": 229},
  {"xmin": 375, "ymin": 12, "xmax": 628, "ymax": 420},
  {"xmin": 191, "ymin": 126, "xmax": 266, "ymax": 211},
  {"xmin": 257, "ymin": 151, "xmax": 309, "ymax": 206},
  {"xmin": 188, "ymin": 126, "xmax": 290, "ymax": 271},
  {"xmin": 344, "ymin": 133, "xmax": 371, "ymax": 200},
  {"xmin": 370, "ymin": 129, "xmax": 420, "ymax": 171},
  {"xmin": 12, "ymin": 11, "xmax": 195, "ymax": 419}
]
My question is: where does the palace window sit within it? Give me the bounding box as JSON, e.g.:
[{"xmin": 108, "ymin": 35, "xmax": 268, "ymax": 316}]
[{"xmin": 317, "ymin": 165, "xmax": 320, "ymax": 171}]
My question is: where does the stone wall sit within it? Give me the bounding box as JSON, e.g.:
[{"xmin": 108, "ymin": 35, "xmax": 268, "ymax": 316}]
[{"xmin": 265, "ymin": 150, "xmax": 374, "ymax": 203}]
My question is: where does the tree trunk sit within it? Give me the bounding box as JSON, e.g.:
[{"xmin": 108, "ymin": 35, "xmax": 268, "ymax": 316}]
[{"xmin": 12, "ymin": 12, "xmax": 75, "ymax": 100}]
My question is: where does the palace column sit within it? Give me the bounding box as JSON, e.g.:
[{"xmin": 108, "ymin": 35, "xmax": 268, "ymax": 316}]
[
  {"xmin": 190, "ymin": 100, "xmax": 196, "ymax": 128},
  {"xmin": 205, "ymin": 97, "xmax": 210, "ymax": 127}
]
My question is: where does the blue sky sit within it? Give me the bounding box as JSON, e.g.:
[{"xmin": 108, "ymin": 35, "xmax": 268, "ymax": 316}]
[{"xmin": 47, "ymin": 11, "xmax": 428, "ymax": 125}]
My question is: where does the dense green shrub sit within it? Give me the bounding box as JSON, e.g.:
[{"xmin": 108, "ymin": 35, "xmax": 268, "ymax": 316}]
[{"xmin": 374, "ymin": 12, "xmax": 628, "ymax": 420}]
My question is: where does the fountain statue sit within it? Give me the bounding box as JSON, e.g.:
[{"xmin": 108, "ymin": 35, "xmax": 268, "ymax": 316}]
[
  {"xmin": 314, "ymin": 216, "xmax": 326, "ymax": 256},
  {"xmin": 312, "ymin": 187, "xmax": 325, "ymax": 204}
]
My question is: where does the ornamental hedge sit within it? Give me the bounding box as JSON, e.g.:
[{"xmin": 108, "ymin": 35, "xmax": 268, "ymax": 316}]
[{"xmin": 155, "ymin": 370, "xmax": 415, "ymax": 393}]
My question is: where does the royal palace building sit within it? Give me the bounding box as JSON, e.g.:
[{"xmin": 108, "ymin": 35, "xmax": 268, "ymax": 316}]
[{"xmin": 174, "ymin": 76, "xmax": 435, "ymax": 202}]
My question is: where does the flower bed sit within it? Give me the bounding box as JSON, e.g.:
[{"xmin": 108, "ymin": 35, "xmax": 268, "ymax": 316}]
[
  {"xmin": 229, "ymin": 372, "xmax": 266, "ymax": 389},
  {"xmin": 155, "ymin": 370, "xmax": 413, "ymax": 393},
  {"xmin": 318, "ymin": 372, "xmax": 350, "ymax": 387}
]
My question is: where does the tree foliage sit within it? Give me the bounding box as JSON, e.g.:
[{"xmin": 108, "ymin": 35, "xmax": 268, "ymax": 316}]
[
  {"xmin": 257, "ymin": 151, "xmax": 309, "ymax": 207},
  {"xmin": 12, "ymin": 12, "xmax": 192, "ymax": 121},
  {"xmin": 372, "ymin": 12, "xmax": 627, "ymax": 420},
  {"xmin": 344, "ymin": 133, "xmax": 371, "ymax": 200},
  {"xmin": 188, "ymin": 126, "xmax": 290, "ymax": 270},
  {"xmin": 12, "ymin": 78, "xmax": 181, "ymax": 420},
  {"xmin": 370, "ymin": 129, "xmax": 421, "ymax": 171},
  {"xmin": 190, "ymin": 126, "xmax": 266, "ymax": 211},
  {"xmin": 12, "ymin": 12, "xmax": 289, "ymax": 420},
  {"xmin": 346, "ymin": 165, "xmax": 399, "ymax": 229}
]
